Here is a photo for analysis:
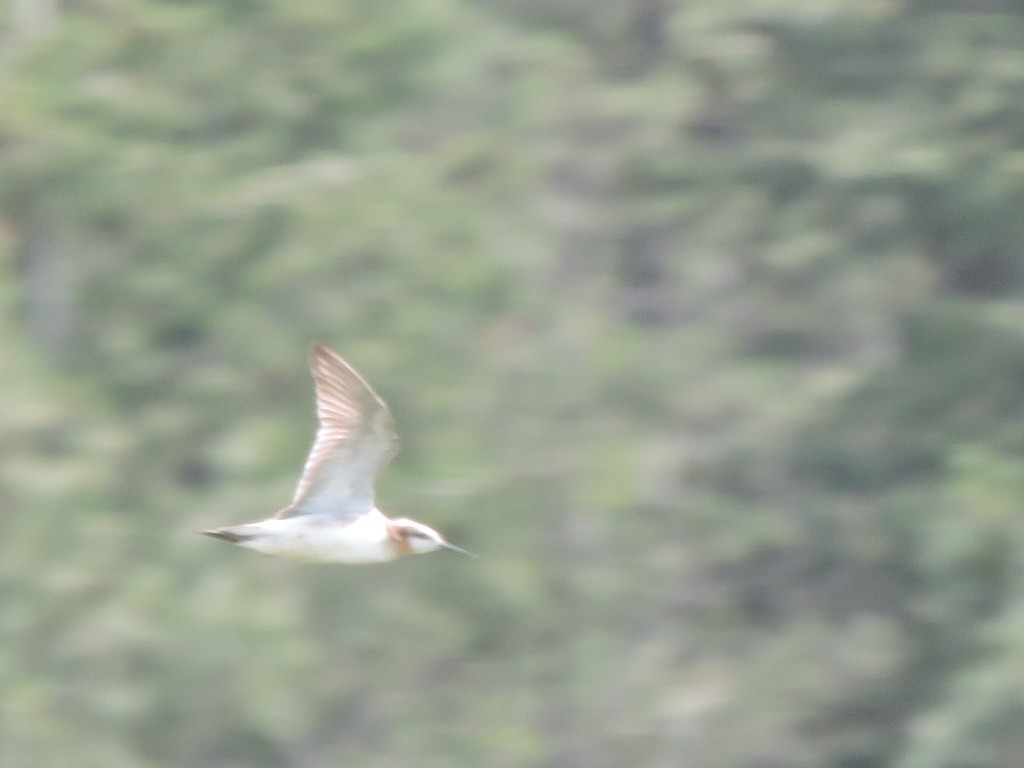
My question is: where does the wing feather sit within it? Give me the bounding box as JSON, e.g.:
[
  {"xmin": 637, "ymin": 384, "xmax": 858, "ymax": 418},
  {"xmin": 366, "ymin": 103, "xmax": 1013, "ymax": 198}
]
[{"xmin": 276, "ymin": 345, "xmax": 399, "ymax": 521}]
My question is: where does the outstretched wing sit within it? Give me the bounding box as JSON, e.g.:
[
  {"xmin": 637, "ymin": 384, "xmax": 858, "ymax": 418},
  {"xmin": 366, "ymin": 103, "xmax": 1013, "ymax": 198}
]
[{"xmin": 277, "ymin": 344, "xmax": 399, "ymax": 521}]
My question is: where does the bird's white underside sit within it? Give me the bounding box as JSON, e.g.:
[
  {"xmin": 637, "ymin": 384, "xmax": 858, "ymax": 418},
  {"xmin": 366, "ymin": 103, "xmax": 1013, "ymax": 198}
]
[{"xmin": 235, "ymin": 508, "xmax": 397, "ymax": 563}]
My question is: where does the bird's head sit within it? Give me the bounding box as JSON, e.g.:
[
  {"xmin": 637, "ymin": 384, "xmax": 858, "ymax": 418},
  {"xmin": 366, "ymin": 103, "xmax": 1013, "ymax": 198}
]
[{"xmin": 391, "ymin": 518, "xmax": 476, "ymax": 558}]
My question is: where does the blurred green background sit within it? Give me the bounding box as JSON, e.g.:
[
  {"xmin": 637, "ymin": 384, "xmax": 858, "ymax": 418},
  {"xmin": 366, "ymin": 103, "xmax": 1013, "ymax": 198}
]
[{"xmin": 3, "ymin": 1, "xmax": 1024, "ymax": 766}]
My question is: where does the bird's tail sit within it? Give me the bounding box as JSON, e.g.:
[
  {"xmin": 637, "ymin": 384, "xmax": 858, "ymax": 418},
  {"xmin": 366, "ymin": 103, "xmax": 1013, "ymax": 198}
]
[{"xmin": 202, "ymin": 526, "xmax": 253, "ymax": 544}]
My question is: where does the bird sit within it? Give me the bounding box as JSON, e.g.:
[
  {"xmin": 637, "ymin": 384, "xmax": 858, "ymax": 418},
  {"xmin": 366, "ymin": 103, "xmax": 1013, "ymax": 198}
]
[{"xmin": 203, "ymin": 344, "xmax": 475, "ymax": 563}]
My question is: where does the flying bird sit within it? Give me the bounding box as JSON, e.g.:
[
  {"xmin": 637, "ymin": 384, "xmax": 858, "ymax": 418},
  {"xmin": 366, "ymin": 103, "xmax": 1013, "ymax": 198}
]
[{"xmin": 203, "ymin": 344, "xmax": 475, "ymax": 563}]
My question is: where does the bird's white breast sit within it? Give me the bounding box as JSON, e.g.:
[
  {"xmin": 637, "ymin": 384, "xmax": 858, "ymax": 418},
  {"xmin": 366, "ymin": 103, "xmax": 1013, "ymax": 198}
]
[{"xmin": 240, "ymin": 509, "xmax": 396, "ymax": 563}]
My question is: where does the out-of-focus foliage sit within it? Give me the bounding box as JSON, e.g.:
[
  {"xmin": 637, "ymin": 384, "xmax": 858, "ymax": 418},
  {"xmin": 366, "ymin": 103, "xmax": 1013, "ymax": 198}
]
[{"xmin": 2, "ymin": 0, "xmax": 1024, "ymax": 766}]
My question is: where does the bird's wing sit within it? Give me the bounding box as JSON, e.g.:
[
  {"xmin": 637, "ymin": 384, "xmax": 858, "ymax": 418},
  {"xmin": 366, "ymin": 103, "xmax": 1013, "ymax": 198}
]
[{"xmin": 276, "ymin": 344, "xmax": 399, "ymax": 521}]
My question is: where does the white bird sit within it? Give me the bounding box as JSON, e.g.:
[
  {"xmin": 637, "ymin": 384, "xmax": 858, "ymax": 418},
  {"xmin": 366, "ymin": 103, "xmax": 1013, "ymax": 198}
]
[{"xmin": 203, "ymin": 344, "xmax": 475, "ymax": 563}]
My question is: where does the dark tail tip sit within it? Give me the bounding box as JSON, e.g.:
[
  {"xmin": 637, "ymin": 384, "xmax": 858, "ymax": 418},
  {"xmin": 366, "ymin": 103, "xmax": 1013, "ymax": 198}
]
[{"xmin": 202, "ymin": 528, "xmax": 249, "ymax": 544}]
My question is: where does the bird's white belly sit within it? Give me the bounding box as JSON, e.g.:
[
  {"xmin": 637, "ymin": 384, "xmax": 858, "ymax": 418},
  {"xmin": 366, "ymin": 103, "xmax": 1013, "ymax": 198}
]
[{"xmin": 241, "ymin": 510, "xmax": 396, "ymax": 563}]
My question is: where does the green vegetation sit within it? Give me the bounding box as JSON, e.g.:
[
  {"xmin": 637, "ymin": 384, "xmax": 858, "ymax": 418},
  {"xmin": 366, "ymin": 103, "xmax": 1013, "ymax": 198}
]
[{"xmin": 2, "ymin": 1, "xmax": 1024, "ymax": 766}]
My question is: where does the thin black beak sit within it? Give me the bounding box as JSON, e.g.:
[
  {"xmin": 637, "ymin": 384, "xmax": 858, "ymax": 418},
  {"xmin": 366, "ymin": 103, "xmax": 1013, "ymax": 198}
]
[{"xmin": 440, "ymin": 540, "xmax": 478, "ymax": 558}]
